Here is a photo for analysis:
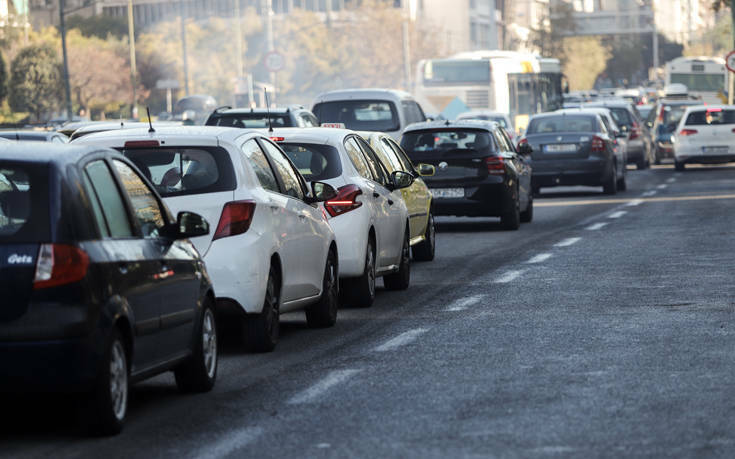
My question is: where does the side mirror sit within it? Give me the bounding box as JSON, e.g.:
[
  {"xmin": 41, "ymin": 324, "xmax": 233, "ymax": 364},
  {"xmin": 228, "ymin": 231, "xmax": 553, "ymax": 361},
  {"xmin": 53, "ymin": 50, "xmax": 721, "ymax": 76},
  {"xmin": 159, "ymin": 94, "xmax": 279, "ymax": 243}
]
[
  {"xmin": 517, "ymin": 142, "xmax": 533, "ymax": 155},
  {"xmin": 620, "ymin": 124, "xmax": 630, "ymax": 133},
  {"xmin": 390, "ymin": 170, "xmax": 414, "ymax": 190},
  {"xmin": 310, "ymin": 181, "xmax": 338, "ymax": 202},
  {"xmin": 176, "ymin": 211, "xmax": 209, "ymax": 239},
  {"xmin": 416, "ymin": 163, "xmax": 435, "ymax": 177}
]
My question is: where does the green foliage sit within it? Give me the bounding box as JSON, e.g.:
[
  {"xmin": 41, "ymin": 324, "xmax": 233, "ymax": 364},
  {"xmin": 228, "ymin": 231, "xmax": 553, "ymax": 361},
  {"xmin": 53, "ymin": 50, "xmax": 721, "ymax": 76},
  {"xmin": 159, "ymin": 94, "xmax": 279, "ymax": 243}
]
[
  {"xmin": 65, "ymin": 14, "xmax": 128, "ymax": 40},
  {"xmin": 8, "ymin": 44, "xmax": 63, "ymax": 121},
  {"xmin": 0, "ymin": 52, "xmax": 7, "ymax": 103}
]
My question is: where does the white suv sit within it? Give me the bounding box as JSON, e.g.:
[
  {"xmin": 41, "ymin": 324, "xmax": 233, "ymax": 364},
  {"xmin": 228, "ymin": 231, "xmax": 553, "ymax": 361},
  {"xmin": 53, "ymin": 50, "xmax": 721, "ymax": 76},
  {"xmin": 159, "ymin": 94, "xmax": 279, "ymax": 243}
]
[
  {"xmin": 673, "ymin": 105, "xmax": 735, "ymax": 170},
  {"xmin": 270, "ymin": 127, "xmax": 414, "ymax": 308},
  {"xmin": 75, "ymin": 126, "xmax": 340, "ymax": 352}
]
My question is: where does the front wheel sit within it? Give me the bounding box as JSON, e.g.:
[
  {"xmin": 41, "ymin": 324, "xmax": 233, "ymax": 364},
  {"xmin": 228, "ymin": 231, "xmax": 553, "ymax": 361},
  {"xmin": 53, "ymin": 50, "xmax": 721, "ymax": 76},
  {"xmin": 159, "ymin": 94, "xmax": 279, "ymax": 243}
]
[
  {"xmin": 87, "ymin": 329, "xmax": 128, "ymax": 436},
  {"xmin": 243, "ymin": 266, "xmax": 279, "ymax": 352},
  {"xmin": 616, "ymin": 173, "xmax": 627, "ymax": 191},
  {"xmin": 520, "ymin": 193, "xmax": 533, "ymax": 223},
  {"xmin": 500, "ymin": 193, "xmax": 520, "ymax": 230},
  {"xmin": 412, "ymin": 213, "xmax": 435, "ymax": 262},
  {"xmin": 306, "ymin": 250, "xmax": 339, "ymax": 328},
  {"xmin": 603, "ymin": 164, "xmax": 618, "ymax": 195},
  {"xmin": 384, "ymin": 231, "xmax": 410, "ymax": 290},
  {"xmin": 343, "ymin": 238, "xmax": 376, "ymax": 308},
  {"xmin": 175, "ymin": 300, "xmax": 218, "ymax": 392}
]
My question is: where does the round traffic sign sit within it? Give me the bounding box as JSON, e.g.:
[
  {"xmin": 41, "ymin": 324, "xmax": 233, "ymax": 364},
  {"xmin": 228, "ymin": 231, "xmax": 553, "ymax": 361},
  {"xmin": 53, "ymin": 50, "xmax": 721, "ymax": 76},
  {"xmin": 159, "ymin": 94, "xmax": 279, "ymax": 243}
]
[
  {"xmin": 265, "ymin": 51, "xmax": 285, "ymax": 73},
  {"xmin": 726, "ymin": 50, "xmax": 735, "ymax": 73}
]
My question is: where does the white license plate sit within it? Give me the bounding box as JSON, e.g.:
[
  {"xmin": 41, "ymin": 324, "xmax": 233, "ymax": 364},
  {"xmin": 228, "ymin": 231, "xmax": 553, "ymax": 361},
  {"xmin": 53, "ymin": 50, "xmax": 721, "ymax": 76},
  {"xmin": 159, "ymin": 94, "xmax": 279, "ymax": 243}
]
[
  {"xmin": 431, "ymin": 188, "xmax": 464, "ymax": 198},
  {"xmin": 702, "ymin": 146, "xmax": 729, "ymax": 154},
  {"xmin": 544, "ymin": 144, "xmax": 578, "ymax": 153}
]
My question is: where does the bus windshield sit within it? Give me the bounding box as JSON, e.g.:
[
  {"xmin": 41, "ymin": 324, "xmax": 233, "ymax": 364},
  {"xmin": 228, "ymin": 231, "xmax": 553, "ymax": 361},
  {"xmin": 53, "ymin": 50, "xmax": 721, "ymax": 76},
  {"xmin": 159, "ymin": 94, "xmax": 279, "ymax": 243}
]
[
  {"xmin": 423, "ymin": 59, "xmax": 490, "ymax": 85},
  {"xmin": 670, "ymin": 74, "xmax": 725, "ymax": 92}
]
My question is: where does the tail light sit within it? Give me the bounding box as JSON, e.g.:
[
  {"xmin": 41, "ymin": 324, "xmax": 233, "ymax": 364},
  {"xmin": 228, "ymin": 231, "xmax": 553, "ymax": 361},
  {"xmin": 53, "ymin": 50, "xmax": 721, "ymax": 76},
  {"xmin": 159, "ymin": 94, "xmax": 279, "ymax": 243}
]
[
  {"xmin": 270, "ymin": 137, "xmax": 285, "ymax": 142},
  {"xmin": 679, "ymin": 129, "xmax": 698, "ymax": 136},
  {"xmin": 33, "ymin": 244, "xmax": 90, "ymax": 289},
  {"xmin": 213, "ymin": 200, "xmax": 256, "ymax": 240},
  {"xmin": 324, "ymin": 184, "xmax": 363, "ymax": 217},
  {"xmin": 629, "ymin": 121, "xmax": 641, "ymax": 140},
  {"xmin": 485, "ymin": 156, "xmax": 505, "ymax": 175},
  {"xmin": 591, "ymin": 136, "xmax": 605, "ymax": 153}
]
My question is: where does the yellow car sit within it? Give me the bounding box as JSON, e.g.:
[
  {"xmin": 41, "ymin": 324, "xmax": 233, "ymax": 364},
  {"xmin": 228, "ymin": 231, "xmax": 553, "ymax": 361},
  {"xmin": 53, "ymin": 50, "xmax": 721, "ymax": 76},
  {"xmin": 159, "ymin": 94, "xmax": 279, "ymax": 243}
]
[{"xmin": 359, "ymin": 131, "xmax": 436, "ymax": 261}]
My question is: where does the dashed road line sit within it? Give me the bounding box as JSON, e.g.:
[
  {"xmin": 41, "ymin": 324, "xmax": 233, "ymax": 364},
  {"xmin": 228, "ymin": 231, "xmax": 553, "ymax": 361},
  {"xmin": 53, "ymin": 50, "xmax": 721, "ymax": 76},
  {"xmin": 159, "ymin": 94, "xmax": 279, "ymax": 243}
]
[
  {"xmin": 494, "ymin": 270, "xmax": 524, "ymax": 284},
  {"xmin": 446, "ymin": 295, "xmax": 485, "ymax": 312},
  {"xmin": 642, "ymin": 190, "xmax": 657, "ymax": 197},
  {"xmin": 586, "ymin": 222, "xmax": 608, "ymax": 231},
  {"xmin": 626, "ymin": 199, "xmax": 643, "ymax": 206},
  {"xmin": 657, "ymin": 184, "xmax": 668, "ymax": 190},
  {"xmin": 374, "ymin": 328, "xmax": 430, "ymax": 352},
  {"xmin": 555, "ymin": 237, "xmax": 581, "ymax": 247},
  {"xmin": 526, "ymin": 253, "xmax": 552, "ymax": 264},
  {"xmin": 196, "ymin": 427, "xmax": 264, "ymax": 458},
  {"xmin": 608, "ymin": 211, "xmax": 627, "ymax": 219},
  {"xmin": 288, "ymin": 369, "xmax": 362, "ymax": 404}
]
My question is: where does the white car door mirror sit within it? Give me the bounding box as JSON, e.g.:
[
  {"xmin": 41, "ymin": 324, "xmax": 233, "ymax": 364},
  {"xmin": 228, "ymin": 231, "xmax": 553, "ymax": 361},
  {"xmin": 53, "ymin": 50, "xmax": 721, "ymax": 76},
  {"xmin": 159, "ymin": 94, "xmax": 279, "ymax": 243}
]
[{"xmin": 311, "ymin": 181, "xmax": 338, "ymax": 202}]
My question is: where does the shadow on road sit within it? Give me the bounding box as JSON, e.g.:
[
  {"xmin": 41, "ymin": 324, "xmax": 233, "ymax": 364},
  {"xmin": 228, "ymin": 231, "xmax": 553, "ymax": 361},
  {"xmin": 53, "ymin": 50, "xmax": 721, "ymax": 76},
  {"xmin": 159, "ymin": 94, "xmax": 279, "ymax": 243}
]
[{"xmin": 435, "ymin": 218, "xmax": 505, "ymax": 233}]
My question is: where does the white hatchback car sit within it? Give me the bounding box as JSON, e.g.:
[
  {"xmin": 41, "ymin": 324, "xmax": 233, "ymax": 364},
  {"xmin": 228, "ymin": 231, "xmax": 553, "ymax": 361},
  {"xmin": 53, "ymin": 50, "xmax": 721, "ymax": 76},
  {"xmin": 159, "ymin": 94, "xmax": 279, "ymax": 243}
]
[
  {"xmin": 75, "ymin": 126, "xmax": 340, "ymax": 352},
  {"xmin": 270, "ymin": 127, "xmax": 414, "ymax": 308},
  {"xmin": 673, "ymin": 105, "xmax": 735, "ymax": 171}
]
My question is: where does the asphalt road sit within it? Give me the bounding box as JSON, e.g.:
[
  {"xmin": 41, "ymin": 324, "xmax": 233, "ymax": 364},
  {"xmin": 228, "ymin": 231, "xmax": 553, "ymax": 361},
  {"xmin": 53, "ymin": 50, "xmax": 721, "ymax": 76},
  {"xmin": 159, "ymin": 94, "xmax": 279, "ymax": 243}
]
[{"xmin": 4, "ymin": 163, "xmax": 735, "ymax": 458}]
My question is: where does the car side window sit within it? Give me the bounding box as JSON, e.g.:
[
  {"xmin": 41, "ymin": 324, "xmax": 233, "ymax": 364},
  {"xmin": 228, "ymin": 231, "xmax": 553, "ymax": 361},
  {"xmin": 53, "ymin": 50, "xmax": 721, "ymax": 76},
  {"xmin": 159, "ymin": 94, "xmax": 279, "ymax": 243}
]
[
  {"xmin": 344, "ymin": 137, "xmax": 373, "ymax": 180},
  {"xmin": 378, "ymin": 139, "xmax": 403, "ymax": 173},
  {"xmin": 260, "ymin": 139, "xmax": 305, "ymax": 200},
  {"xmin": 597, "ymin": 116, "xmax": 608, "ymax": 134},
  {"xmin": 355, "ymin": 137, "xmax": 389, "ymax": 186},
  {"xmin": 497, "ymin": 129, "xmax": 517, "ymax": 153},
  {"xmin": 386, "ymin": 139, "xmax": 416, "ymax": 173},
  {"xmin": 113, "ymin": 160, "xmax": 167, "ymax": 239},
  {"xmin": 83, "ymin": 160, "xmax": 134, "ymax": 238},
  {"xmin": 301, "ymin": 114, "xmax": 317, "ymax": 127},
  {"xmin": 492, "ymin": 129, "xmax": 512, "ymax": 152},
  {"xmin": 241, "ymin": 139, "xmax": 280, "ymax": 193}
]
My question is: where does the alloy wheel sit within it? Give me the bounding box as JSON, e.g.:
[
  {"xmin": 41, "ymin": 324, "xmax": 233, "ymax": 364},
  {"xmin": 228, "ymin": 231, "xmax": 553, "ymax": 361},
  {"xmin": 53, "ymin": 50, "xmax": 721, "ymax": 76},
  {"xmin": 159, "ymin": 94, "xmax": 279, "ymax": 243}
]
[
  {"xmin": 109, "ymin": 340, "xmax": 128, "ymax": 422},
  {"xmin": 202, "ymin": 308, "xmax": 217, "ymax": 379}
]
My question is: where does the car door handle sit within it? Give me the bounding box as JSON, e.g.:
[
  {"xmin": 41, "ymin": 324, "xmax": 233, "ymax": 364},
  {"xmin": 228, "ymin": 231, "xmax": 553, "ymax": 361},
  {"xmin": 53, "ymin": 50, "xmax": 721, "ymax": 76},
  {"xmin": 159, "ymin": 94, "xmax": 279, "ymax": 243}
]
[
  {"xmin": 373, "ymin": 192, "xmax": 380, "ymax": 198},
  {"xmin": 270, "ymin": 204, "xmax": 279, "ymax": 212},
  {"xmin": 388, "ymin": 199, "xmax": 394, "ymax": 205},
  {"xmin": 298, "ymin": 214, "xmax": 307, "ymax": 221}
]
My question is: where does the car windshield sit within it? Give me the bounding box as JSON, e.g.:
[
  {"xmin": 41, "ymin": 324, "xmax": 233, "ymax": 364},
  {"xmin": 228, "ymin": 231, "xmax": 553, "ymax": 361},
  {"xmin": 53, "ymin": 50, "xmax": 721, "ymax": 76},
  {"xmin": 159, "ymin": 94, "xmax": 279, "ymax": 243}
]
[
  {"xmin": 662, "ymin": 105, "xmax": 692, "ymax": 127},
  {"xmin": 0, "ymin": 163, "xmax": 49, "ymax": 242},
  {"xmin": 279, "ymin": 143, "xmax": 342, "ymax": 181},
  {"xmin": 401, "ymin": 129, "xmax": 495, "ymax": 155},
  {"xmin": 684, "ymin": 109, "xmax": 735, "ymax": 125},
  {"xmin": 527, "ymin": 115, "xmax": 597, "ymax": 134},
  {"xmin": 207, "ymin": 114, "xmax": 290, "ymax": 128},
  {"xmin": 313, "ymin": 100, "xmax": 400, "ymax": 132}
]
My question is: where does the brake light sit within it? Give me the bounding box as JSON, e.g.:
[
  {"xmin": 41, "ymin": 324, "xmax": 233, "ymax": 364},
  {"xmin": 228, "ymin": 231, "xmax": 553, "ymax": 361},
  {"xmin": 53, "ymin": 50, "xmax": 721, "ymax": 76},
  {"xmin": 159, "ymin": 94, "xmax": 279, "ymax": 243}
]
[
  {"xmin": 485, "ymin": 156, "xmax": 505, "ymax": 175},
  {"xmin": 33, "ymin": 244, "xmax": 90, "ymax": 289},
  {"xmin": 270, "ymin": 137, "xmax": 285, "ymax": 142},
  {"xmin": 679, "ymin": 129, "xmax": 698, "ymax": 136},
  {"xmin": 324, "ymin": 184, "xmax": 363, "ymax": 218},
  {"xmin": 658, "ymin": 106, "xmax": 665, "ymax": 122},
  {"xmin": 124, "ymin": 140, "xmax": 160, "ymax": 148},
  {"xmin": 629, "ymin": 121, "xmax": 640, "ymax": 140},
  {"xmin": 213, "ymin": 200, "xmax": 256, "ymax": 240},
  {"xmin": 591, "ymin": 136, "xmax": 605, "ymax": 153}
]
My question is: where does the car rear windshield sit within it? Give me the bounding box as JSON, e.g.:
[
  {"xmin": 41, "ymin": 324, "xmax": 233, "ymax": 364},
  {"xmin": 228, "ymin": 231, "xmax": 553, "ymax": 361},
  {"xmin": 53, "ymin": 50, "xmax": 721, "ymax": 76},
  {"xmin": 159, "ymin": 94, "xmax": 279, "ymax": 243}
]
[
  {"xmin": 0, "ymin": 163, "xmax": 50, "ymax": 243},
  {"xmin": 207, "ymin": 114, "xmax": 291, "ymax": 128},
  {"xmin": 607, "ymin": 108, "xmax": 632, "ymax": 127},
  {"xmin": 527, "ymin": 115, "xmax": 597, "ymax": 134},
  {"xmin": 279, "ymin": 143, "xmax": 342, "ymax": 182},
  {"xmin": 401, "ymin": 129, "xmax": 496, "ymax": 155},
  {"xmin": 121, "ymin": 147, "xmax": 236, "ymax": 197},
  {"xmin": 661, "ymin": 105, "xmax": 692, "ymax": 127},
  {"xmin": 685, "ymin": 109, "xmax": 735, "ymax": 125},
  {"xmin": 313, "ymin": 100, "xmax": 400, "ymax": 132}
]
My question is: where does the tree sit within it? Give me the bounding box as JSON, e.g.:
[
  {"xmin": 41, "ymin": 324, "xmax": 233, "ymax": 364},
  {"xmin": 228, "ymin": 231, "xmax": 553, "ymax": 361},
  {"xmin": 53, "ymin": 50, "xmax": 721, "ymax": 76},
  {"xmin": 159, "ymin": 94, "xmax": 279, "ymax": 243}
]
[
  {"xmin": 8, "ymin": 44, "xmax": 63, "ymax": 121},
  {"xmin": 66, "ymin": 14, "xmax": 128, "ymax": 40},
  {"xmin": 0, "ymin": 52, "xmax": 7, "ymax": 104},
  {"xmin": 562, "ymin": 37, "xmax": 609, "ymax": 90}
]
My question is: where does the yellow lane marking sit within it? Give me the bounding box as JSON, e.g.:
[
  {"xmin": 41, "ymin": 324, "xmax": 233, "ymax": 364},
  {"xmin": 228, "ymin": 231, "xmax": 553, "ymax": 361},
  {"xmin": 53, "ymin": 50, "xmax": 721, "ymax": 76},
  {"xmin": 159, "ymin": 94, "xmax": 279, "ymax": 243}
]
[{"xmin": 536, "ymin": 194, "xmax": 735, "ymax": 207}]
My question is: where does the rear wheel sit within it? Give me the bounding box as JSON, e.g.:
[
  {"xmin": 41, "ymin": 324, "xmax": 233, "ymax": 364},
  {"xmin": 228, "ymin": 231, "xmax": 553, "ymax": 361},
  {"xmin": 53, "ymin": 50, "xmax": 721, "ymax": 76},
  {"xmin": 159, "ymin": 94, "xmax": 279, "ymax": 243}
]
[
  {"xmin": 175, "ymin": 300, "xmax": 218, "ymax": 392},
  {"xmin": 520, "ymin": 193, "xmax": 533, "ymax": 223},
  {"xmin": 244, "ymin": 265, "xmax": 279, "ymax": 352},
  {"xmin": 636, "ymin": 156, "xmax": 648, "ymax": 170},
  {"xmin": 616, "ymin": 172, "xmax": 627, "ymax": 191},
  {"xmin": 343, "ymin": 238, "xmax": 376, "ymax": 308},
  {"xmin": 384, "ymin": 230, "xmax": 410, "ymax": 290},
  {"xmin": 412, "ymin": 212, "xmax": 435, "ymax": 262},
  {"xmin": 603, "ymin": 163, "xmax": 618, "ymax": 195},
  {"xmin": 306, "ymin": 250, "xmax": 338, "ymax": 328},
  {"xmin": 500, "ymin": 193, "xmax": 520, "ymax": 230},
  {"xmin": 654, "ymin": 149, "xmax": 662, "ymax": 165},
  {"xmin": 675, "ymin": 160, "xmax": 685, "ymax": 171},
  {"xmin": 87, "ymin": 329, "xmax": 128, "ymax": 436}
]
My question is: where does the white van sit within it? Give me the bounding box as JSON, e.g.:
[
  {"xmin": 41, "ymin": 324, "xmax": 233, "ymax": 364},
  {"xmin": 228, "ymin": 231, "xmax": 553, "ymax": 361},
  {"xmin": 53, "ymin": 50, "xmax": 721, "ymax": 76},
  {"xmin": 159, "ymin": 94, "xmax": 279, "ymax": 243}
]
[{"xmin": 312, "ymin": 89, "xmax": 427, "ymax": 141}]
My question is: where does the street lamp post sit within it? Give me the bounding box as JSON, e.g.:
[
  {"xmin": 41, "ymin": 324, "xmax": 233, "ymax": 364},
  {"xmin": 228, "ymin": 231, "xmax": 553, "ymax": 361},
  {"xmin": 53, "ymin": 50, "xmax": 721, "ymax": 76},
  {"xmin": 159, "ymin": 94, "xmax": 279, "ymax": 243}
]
[
  {"xmin": 59, "ymin": 0, "xmax": 73, "ymax": 121},
  {"xmin": 180, "ymin": 0, "xmax": 190, "ymax": 96},
  {"xmin": 127, "ymin": 0, "xmax": 138, "ymax": 119}
]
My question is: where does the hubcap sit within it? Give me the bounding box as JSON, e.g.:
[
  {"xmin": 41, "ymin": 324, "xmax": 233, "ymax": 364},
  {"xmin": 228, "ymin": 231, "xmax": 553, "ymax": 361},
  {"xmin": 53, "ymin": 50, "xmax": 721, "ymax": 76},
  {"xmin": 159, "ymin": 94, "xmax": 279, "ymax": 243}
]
[
  {"xmin": 202, "ymin": 309, "xmax": 217, "ymax": 379},
  {"xmin": 109, "ymin": 340, "xmax": 128, "ymax": 421}
]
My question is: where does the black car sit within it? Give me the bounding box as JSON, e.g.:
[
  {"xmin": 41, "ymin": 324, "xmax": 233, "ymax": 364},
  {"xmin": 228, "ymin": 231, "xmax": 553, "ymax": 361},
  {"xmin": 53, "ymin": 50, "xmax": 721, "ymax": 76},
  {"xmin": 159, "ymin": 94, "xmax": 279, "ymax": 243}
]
[
  {"xmin": 520, "ymin": 112, "xmax": 621, "ymax": 195},
  {"xmin": 401, "ymin": 120, "xmax": 532, "ymax": 230},
  {"xmin": 0, "ymin": 130, "xmax": 68, "ymax": 143},
  {"xmin": 0, "ymin": 144, "xmax": 217, "ymax": 435},
  {"xmin": 583, "ymin": 100, "xmax": 654, "ymax": 169},
  {"xmin": 206, "ymin": 105, "xmax": 319, "ymax": 129}
]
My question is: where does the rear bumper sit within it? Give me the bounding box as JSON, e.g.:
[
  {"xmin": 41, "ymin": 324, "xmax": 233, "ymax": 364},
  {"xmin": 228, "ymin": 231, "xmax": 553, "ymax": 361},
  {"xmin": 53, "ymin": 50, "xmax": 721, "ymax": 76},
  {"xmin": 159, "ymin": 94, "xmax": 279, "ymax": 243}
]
[
  {"xmin": 532, "ymin": 158, "xmax": 610, "ymax": 188},
  {"xmin": 429, "ymin": 181, "xmax": 512, "ymax": 217},
  {"xmin": 675, "ymin": 154, "xmax": 735, "ymax": 165}
]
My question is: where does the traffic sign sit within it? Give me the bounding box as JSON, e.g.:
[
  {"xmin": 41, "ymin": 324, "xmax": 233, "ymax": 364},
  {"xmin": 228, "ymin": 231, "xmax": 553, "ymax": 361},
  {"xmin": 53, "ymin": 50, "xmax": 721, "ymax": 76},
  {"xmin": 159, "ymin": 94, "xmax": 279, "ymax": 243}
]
[
  {"xmin": 264, "ymin": 51, "xmax": 285, "ymax": 73},
  {"xmin": 726, "ymin": 50, "xmax": 735, "ymax": 73}
]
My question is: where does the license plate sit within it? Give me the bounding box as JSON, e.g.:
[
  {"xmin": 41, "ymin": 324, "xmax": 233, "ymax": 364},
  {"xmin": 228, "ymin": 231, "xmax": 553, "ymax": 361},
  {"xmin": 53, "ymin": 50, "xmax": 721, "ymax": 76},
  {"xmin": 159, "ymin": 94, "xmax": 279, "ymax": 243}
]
[
  {"xmin": 431, "ymin": 188, "xmax": 464, "ymax": 198},
  {"xmin": 544, "ymin": 144, "xmax": 578, "ymax": 153},
  {"xmin": 702, "ymin": 146, "xmax": 729, "ymax": 154}
]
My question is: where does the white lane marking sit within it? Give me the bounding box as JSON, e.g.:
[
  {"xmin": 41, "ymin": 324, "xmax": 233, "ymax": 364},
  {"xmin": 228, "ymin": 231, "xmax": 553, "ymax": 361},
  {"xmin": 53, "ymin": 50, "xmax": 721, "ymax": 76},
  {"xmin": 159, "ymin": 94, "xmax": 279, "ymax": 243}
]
[
  {"xmin": 642, "ymin": 190, "xmax": 657, "ymax": 197},
  {"xmin": 446, "ymin": 294, "xmax": 485, "ymax": 312},
  {"xmin": 374, "ymin": 328, "xmax": 430, "ymax": 352},
  {"xmin": 526, "ymin": 253, "xmax": 552, "ymax": 264},
  {"xmin": 555, "ymin": 237, "xmax": 581, "ymax": 247},
  {"xmin": 586, "ymin": 222, "xmax": 608, "ymax": 231},
  {"xmin": 626, "ymin": 199, "xmax": 643, "ymax": 207},
  {"xmin": 666, "ymin": 177, "xmax": 676, "ymax": 183},
  {"xmin": 196, "ymin": 427, "xmax": 264, "ymax": 459},
  {"xmin": 288, "ymin": 369, "xmax": 362, "ymax": 404},
  {"xmin": 494, "ymin": 270, "xmax": 524, "ymax": 284},
  {"xmin": 657, "ymin": 184, "xmax": 668, "ymax": 190},
  {"xmin": 608, "ymin": 211, "xmax": 627, "ymax": 219}
]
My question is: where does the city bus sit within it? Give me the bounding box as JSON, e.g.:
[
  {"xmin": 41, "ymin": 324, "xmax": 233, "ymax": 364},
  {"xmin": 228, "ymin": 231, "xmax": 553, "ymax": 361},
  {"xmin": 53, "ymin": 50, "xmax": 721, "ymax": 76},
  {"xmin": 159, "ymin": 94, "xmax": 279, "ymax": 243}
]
[
  {"xmin": 414, "ymin": 50, "xmax": 564, "ymax": 132},
  {"xmin": 664, "ymin": 56, "xmax": 728, "ymax": 105}
]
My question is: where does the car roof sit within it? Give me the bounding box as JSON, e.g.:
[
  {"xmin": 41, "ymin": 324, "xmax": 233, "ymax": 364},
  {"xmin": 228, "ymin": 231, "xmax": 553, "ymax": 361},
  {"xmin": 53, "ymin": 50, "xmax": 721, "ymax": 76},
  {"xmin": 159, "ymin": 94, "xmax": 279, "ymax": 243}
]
[
  {"xmin": 74, "ymin": 125, "xmax": 261, "ymax": 146},
  {"xmin": 556, "ymin": 107, "xmax": 613, "ymax": 117},
  {"xmin": 313, "ymin": 88, "xmax": 415, "ymax": 103},
  {"xmin": 583, "ymin": 100, "xmax": 633, "ymax": 109},
  {"xmin": 266, "ymin": 127, "xmax": 354, "ymax": 145},
  {"xmin": 0, "ymin": 130, "xmax": 58, "ymax": 139},
  {"xmin": 403, "ymin": 119, "xmax": 498, "ymax": 132},
  {"xmin": 72, "ymin": 121, "xmax": 183, "ymax": 135},
  {"xmin": 0, "ymin": 141, "xmax": 108, "ymax": 164},
  {"xmin": 682, "ymin": 104, "xmax": 735, "ymax": 112},
  {"xmin": 457, "ymin": 111, "xmax": 510, "ymax": 118},
  {"xmin": 212, "ymin": 106, "xmax": 308, "ymax": 116}
]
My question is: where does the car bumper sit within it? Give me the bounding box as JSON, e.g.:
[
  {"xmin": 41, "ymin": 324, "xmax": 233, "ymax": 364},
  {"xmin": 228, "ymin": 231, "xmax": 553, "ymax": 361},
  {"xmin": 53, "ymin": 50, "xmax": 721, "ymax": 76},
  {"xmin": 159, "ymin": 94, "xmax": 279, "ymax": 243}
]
[
  {"xmin": 533, "ymin": 158, "xmax": 610, "ymax": 188},
  {"xmin": 428, "ymin": 180, "xmax": 512, "ymax": 217}
]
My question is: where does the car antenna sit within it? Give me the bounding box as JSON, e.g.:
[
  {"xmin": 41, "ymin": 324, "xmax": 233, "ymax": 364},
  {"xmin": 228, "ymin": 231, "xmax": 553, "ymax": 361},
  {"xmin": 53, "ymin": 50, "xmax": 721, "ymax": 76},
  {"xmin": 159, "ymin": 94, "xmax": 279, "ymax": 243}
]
[
  {"xmin": 264, "ymin": 88, "xmax": 273, "ymax": 134},
  {"xmin": 146, "ymin": 107, "xmax": 155, "ymax": 133}
]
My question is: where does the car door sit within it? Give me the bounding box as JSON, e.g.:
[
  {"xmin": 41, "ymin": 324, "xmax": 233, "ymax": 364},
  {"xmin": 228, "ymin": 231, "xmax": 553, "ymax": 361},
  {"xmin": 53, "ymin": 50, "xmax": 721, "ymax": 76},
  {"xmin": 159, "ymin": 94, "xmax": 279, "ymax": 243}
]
[
  {"xmin": 82, "ymin": 159, "xmax": 163, "ymax": 371},
  {"xmin": 387, "ymin": 138, "xmax": 431, "ymax": 242},
  {"xmin": 495, "ymin": 128, "xmax": 531, "ymax": 207},
  {"xmin": 259, "ymin": 138, "xmax": 324, "ymax": 305}
]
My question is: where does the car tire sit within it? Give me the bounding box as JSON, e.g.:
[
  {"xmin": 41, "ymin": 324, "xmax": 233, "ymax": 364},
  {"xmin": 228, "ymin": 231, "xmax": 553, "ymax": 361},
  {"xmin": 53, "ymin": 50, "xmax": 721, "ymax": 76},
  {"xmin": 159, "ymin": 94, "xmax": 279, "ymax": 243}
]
[
  {"xmin": 343, "ymin": 237, "xmax": 376, "ymax": 308},
  {"xmin": 616, "ymin": 173, "xmax": 627, "ymax": 191},
  {"xmin": 675, "ymin": 160, "xmax": 685, "ymax": 171},
  {"xmin": 175, "ymin": 300, "xmax": 218, "ymax": 393},
  {"xmin": 87, "ymin": 328, "xmax": 128, "ymax": 436},
  {"xmin": 520, "ymin": 193, "xmax": 533, "ymax": 223},
  {"xmin": 654, "ymin": 150, "xmax": 661, "ymax": 165},
  {"xmin": 636, "ymin": 156, "xmax": 648, "ymax": 170},
  {"xmin": 500, "ymin": 193, "xmax": 520, "ymax": 230},
  {"xmin": 603, "ymin": 163, "xmax": 618, "ymax": 195},
  {"xmin": 412, "ymin": 212, "xmax": 435, "ymax": 262},
  {"xmin": 244, "ymin": 265, "xmax": 279, "ymax": 352},
  {"xmin": 306, "ymin": 250, "xmax": 339, "ymax": 328},
  {"xmin": 532, "ymin": 183, "xmax": 541, "ymax": 196},
  {"xmin": 384, "ymin": 230, "xmax": 410, "ymax": 291}
]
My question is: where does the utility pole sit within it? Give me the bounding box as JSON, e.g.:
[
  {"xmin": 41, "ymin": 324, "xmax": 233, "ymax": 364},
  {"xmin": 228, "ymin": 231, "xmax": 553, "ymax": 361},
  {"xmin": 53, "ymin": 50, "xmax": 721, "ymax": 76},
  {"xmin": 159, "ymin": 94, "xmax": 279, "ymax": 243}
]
[
  {"xmin": 127, "ymin": 0, "xmax": 138, "ymax": 119},
  {"xmin": 180, "ymin": 0, "xmax": 190, "ymax": 96},
  {"xmin": 59, "ymin": 0, "xmax": 73, "ymax": 121},
  {"xmin": 265, "ymin": 0, "xmax": 274, "ymax": 104},
  {"xmin": 730, "ymin": 2, "xmax": 735, "ymax": 104},
  {"xmin": 234, "ymin": 0, "xmax": 244, "ymax": 78}
]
